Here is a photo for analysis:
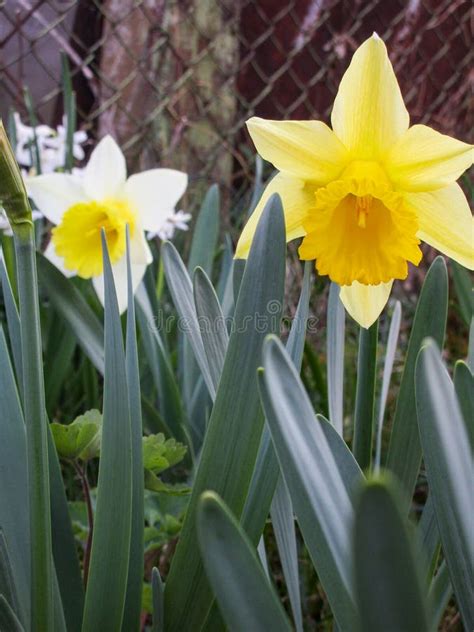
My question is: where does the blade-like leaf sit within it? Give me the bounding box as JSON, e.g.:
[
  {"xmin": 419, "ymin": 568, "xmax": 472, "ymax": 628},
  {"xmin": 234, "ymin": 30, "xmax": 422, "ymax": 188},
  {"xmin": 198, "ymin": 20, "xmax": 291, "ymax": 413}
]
[
  {"xmin": 162, "ymin": 241, "xmax": 215, "ymax": 399},
  {"xmin": 317, "ymin": 415, "xmax": 364, "ymax": 497},
  {"xmin": 243, "ymin": 262, "xmax": 312, "ymax": 541},
  {"xmin": 135, "ymin": 285, "xmax": 187, "ymax": 444},
  {"xmin": 0, "ymin": 595, "xmax": 24, "ymax": 632},
  {"xmin": 270, "ymin": 480, "xmax": 303, "ymax": 632},
  {"xmin": 122, "ymin": 230, "xmax": 145, "ymax": 632},
  {"xmin": 151, "ymin": 567, "xmax": 164, "ymax": 632},
  {"xmin": 48, "ymin": 428, "xmax": 84, "ymax": 632},
  {"xmin": 14, "ymin": 230, "xmax": 53, "ymax": 630},
  {"xmin": 197, "ymin": 492, "xmax": 292, "ymax": 632},
  {"xmin": 353, "ymin": 322, "xmax": 378, "ymax": 471},
  {"xmin": 193, "ymin": 266, "xmax": 229, "ymax": 388},
  {"xmin": 187, "ymin": 184, "xmax": 220, "ymax": 276},
  {"xmin": 453, "ymin": 360, "xmax": 474, "ymax": 446},
  {"xmin": 37, "ymin": 254, "xmax": 105, "ymax": 374},
  {"xmin": 428, "ymin": 562, "xmax": 452, "ymax": 630},
  {"xmin": 164, "ymin": 193, "xmax": 286, "ymax": 631},
  {"xmin": 387, "ymin": 257, "xmax": 448, "ymax": 509},
  {"xmin": 417, "ymin": 494, "xmax": 440, "ymax": 582},
  {"xmin": 415, "ymin": 340, "xmax": 473, "ymax": 629},
  {"xmin": 0, "ymin": 530, "xmax": 21, "ymax": 621},
  {"xmin": 259, "ymin": 336, "xmax": 358, "ymax": 630},
  {"xmin": 451, "ymin": 260, "xmax": 473, "ymax": 327},
  {"xmin": 354, "ymin": 477, "xmax": 430, "ymax": 632},
  {"xmin": 81, "ymin": 235, "xmax": 132, "ymax": 631},
  {"xmin": 375, "ymin": 301, "xmax": 401, "ymax": 471},
  {"xmin": 327, "ymin": 282, "xmax": 345, "ymax": 434},
  {"xmin": 0, "ymin": 255, "xmax": 22, "ymax": 390}
]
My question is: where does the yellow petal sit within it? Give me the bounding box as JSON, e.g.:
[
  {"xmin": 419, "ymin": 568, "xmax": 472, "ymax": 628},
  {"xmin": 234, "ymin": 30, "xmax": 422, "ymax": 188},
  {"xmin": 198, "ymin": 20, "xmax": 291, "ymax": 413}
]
[
  {"xmin": 406, "ymin": 183, "xmax": 474, "ymax": 269},
  {"xmin": 247, "ymin": 117, "xmax": 348, "ymax": 184},
  {"xmin": 385, "ymin": 125, "xmax": 473, "ymax": 192},
  {"xmin": 235, "ymin": 173, "xmax": 315, "ymax": 259},
  {"xmin": 339, "ymin": 280, "xmax": 393, "ymax": 328},
  {"xmin": 331, "ymin": 34, "xmax": 409, "ymax": 160}
]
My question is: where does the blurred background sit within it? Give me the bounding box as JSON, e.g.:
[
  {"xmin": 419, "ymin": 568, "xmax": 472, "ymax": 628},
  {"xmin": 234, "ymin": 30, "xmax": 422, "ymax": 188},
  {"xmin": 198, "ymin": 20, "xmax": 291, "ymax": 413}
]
[{"xmin": 1, "ymin": 0, "xmax": 472, "ymax": 207}]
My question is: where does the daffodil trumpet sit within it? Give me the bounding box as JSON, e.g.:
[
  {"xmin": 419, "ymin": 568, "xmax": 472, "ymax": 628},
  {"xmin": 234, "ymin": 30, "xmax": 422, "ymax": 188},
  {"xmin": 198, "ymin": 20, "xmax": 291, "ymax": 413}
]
[
  {"xmin": 236, "ymin": 34, "xmax": 473, "ymax": 328},
  {"xmin": 27, "ymin": 135, "xmax": 188, "ymax": 312}
]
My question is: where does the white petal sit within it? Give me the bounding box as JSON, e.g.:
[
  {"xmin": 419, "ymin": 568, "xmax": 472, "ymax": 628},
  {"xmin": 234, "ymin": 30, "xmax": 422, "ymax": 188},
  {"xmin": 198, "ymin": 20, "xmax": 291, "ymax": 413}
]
[
  {"xmin": 26, "ymin": 173, "xmax": 86, "ymax": 224},
  {"xmin": 43, "ymin": 241, "xmax": 76, "ymax": 278},
  {"xmin": 125, "ymin": 169, "xmax": 188, "ymax": 231},
  {"xmin": 83, "ymin": 135, "xmax": 127, "ymax": 200},
  {"xmin": 339, "ymin": 280, "xmax": 393, "ymax": 328}
]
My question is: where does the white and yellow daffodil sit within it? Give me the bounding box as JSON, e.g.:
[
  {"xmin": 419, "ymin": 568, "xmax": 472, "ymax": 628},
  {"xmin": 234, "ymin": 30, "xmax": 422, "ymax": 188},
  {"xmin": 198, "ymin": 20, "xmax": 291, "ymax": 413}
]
[
  {"xmin": 236, "ymin": 34, "xmax": 473, "ymax": 327},
  {"xmin": 27, "ymin": 135, "xmax": 188, "ymax": 312}
]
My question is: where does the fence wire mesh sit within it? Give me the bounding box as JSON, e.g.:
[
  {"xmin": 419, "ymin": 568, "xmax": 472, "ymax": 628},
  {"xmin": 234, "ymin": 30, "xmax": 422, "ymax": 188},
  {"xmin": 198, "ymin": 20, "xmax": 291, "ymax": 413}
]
[{"xmin": 1, "ymin": 0, "xmax": 472, "ymax": 202}]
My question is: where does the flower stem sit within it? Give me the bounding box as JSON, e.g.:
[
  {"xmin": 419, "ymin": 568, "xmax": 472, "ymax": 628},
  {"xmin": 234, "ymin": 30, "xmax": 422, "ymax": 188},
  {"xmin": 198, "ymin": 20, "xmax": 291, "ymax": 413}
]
[
  {"xmin": 353, "ymin": 321, "xmax": 378, "ymax": 471},
  {"xmin": 74, "ymin": 461, "xmax": 94, "ymax": 587},
  {"xmin": 14, "ymin": 225, "xmax": 54, "ymax": 631}
]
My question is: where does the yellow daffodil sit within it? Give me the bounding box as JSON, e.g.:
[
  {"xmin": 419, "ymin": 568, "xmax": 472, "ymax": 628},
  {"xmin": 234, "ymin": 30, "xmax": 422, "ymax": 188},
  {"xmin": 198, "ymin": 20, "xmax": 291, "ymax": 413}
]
[
  {"xmin": 236, "ymin": 34, "xmax": 473, "ymax": 327},
  {"xmin": 27, "ymin": 135, "xmax": 187, "ymax": 312}
]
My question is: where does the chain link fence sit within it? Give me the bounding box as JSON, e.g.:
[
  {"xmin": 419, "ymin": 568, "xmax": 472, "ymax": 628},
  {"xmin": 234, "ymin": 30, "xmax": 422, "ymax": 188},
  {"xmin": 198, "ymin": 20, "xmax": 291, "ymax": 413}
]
[{"xmin": 1, "ymin": 0, "xmax": 472, "ymax": 204}]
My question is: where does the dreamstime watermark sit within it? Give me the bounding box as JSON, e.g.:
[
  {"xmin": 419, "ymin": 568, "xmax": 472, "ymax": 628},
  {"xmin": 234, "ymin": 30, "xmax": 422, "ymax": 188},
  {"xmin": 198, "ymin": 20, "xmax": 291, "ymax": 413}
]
[{"xmin": 148, "ymin": 300, "xmax": 320, "ymax": 336}]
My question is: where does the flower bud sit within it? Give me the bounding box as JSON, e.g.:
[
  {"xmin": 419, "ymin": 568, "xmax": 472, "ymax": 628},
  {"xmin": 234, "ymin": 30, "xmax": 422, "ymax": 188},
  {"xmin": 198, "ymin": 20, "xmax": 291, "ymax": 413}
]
[{"xmin": 0, "ymin": 120, "xmax": 32, "ymax": 234}]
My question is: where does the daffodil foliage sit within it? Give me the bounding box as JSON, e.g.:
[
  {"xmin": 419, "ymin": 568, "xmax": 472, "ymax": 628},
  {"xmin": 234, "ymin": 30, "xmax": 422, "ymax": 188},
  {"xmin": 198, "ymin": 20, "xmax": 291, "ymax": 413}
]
[
  {"xmin": 0, "ymin": 31, "xmax": 472, "ymax": 632},
  {"xmin": 236, "ymin": 34, "xmax": 473, "ymax": 327}
]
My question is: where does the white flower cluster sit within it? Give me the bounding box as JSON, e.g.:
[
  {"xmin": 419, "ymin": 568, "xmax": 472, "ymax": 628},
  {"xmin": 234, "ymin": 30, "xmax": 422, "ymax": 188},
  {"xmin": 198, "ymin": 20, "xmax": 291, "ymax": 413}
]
[
  {"xmin": 147, "ymin": 209, "xmax": 192, "ymax": 241},
  {"xmin": 14, "ymin": 112, "xmax": 87, "ymax": 175},
  {"xmin": 2, "ymin": 113, "xmax": 192, "ymax": 246}
]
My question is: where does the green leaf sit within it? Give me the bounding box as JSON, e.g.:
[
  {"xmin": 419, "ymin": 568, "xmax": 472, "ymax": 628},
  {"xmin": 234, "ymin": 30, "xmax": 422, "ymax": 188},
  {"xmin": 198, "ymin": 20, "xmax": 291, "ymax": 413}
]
[
  {"xmin": 353, "ymin": 476, "xmax": 430, "ymax": 632},
  {"xmin": 0, "ymin": 595, "xmax": 24, "ymax": 632},
  {"xmin": 415, "ymin": 340, "xmax": 473, "ymax": 629},
  {"xmin": 453, "ymin": 360, "xmax": 474, "ymax": 446},
  {"xmin": 14, "ymin": 229, "xmax": 53, "ymax": 630},
  {"xmin": 0, "ymin": 255, "xmax": 22, "ymax": 391},
  {"xmin": 327, "ymin": 282, "xmax": 345, "ymax": 434},
  {"xmin": 243, "ymin": 261, "xmax": 312, "ymax": 542},
  {"xmin": 451, "ymin": 260, "xmax": 473, "ymax": 327},
  {"xmin": 469, "ymin": 317, "xmax": 474, "ymax": 371},
  {"xmin": 417, "ymin": 494, "xmax": 440, "ymax": 582},
  {"xmin": 387, "ymin": 257, "xmax": 448, "ymax": 509},
  {"xmin": 0, "ymin": 530, "xmax": 21, "ymax": 622},
  {"xmin": 193, "ymin": 266, "xmax": 229, "ymax": 388},
  {"xmin": 258, "ymin": 336, "xmax": 358, "ymax": 630},
  {"xmin": 353, "ymin": 322, "xmax": 378, "ymax": 471},
  {"xmin": 50, "ymin": 410, "xmax": 102, "ymax": 461},
  {"xmin": 81, "ymin": 235, "xmax": 133, "ymax": 631},
  {"xmin": 182, "ymin": 185, "xmax": 220, "ymax": 421},
  {"xmin": 135, "ymin": 286, "xmax": 187, "ymax": 444},
  {"xmin": 151, "ymin": 567, "xmax": 164, "ymax": 632},
  {"xmin": 144, "ymin": 471, "xmax": 191, "ymax": 495},
  {"xmin": 375, "ymin": 301, "xmax": 401, "ymax": 471},
  {"xmin": 60, "ymin": 53, "xmax": 76, "ymax": 173},
  {"xmin": 164, "ymin": 193, "xmax": 286, "ymax": 631},
  {"xmin": 122, "ymin": 229, "xmax": 145, "ymax": 632},
  {"xmin": 317, "ymin": 414, "xmax": 364, "ymax": 497},
  {"xmin": 187, "ymin": 184, "xmax": 220, "ymax": 276},
  {"xmin": 270, "ymin": 480, "xmax": 303, "ymax": 632},
  {"xmin": 48, "ymin": 426, "xmax": 84, "ymax": 632},
  {"xmin": 44, "ymin": 317, "xmax": 76, "ymax": 415},
  {"xmin": 197, "ymin": 492, "xmax": 292, "ymax": 632},
  {"xmin": 37, "ymin": 254, "xmax": 105, "ymax": 374},
  {"xmin": 162, "ymin": 241, "xmax": 216, "ymax": 399},
  {"xmin": 142, "ymin": 434, "xmax": 187, "ymax": 473},
  {"xmin": 428, "ymin": 562, "xmax": 452, "ymax": 629}
]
